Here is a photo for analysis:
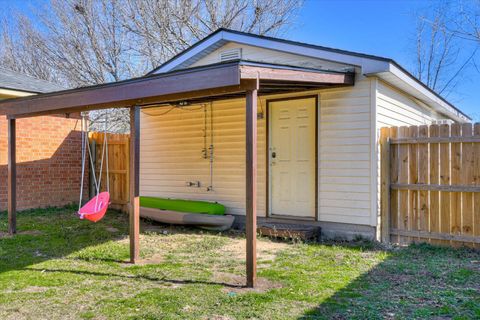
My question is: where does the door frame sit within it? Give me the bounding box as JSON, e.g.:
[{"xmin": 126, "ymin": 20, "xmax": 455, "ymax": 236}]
[{"xmin": 265, "ymin": 94, "xmax": 319, "ymax": 220}]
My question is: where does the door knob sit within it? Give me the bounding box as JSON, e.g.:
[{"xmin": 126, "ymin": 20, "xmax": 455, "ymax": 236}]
[{"xmin": 271, "ymin": 151, "xmax": 276, "ymax": 158}]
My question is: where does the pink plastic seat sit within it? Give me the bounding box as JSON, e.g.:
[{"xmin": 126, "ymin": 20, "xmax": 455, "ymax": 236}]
[{"xmin": 78, "ymin": 192, "xmax": 110, "ymax": 222}]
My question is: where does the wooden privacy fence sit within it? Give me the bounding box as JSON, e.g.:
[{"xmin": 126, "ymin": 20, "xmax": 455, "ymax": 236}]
[
  {"xmin": 380, "ymin": 123, "xmax": 480, "ymax": 247},
  {"xmin": 89, "ymin": 132, "xmax": 130, "ymax": 212}
]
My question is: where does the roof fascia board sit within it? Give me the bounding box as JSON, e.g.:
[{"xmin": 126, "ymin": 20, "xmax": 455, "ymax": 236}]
[
  {"xmin": 220, "ymin": 32, "xmax": 390, "ymax": 74},
  {"xmin": 154, "ymin": 31, "xmax": 225, "ymax": 74},
  {"xmin": 153, "ymin": 30, "xmax": 391, "ymax": 74}
]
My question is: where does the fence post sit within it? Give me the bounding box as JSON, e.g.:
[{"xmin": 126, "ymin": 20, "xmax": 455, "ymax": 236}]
[{"xmin": 380, "ymin": 127, "xmax": 391, "ymax": 243}]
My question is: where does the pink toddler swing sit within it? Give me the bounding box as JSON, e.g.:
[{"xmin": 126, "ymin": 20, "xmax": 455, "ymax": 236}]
[{"xmin": 77, "ymin": 114, "xmax": 110, "ymax": 223}]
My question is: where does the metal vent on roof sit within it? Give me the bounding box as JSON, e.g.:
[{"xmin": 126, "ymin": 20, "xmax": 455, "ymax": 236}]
[{"xmin": 219, "ymin": 48, "xmax": 242, "ymax": 62}]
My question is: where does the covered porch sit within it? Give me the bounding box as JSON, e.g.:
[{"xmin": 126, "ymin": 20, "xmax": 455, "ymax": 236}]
[{"xmin": 0, "ymin": 60, "xmax": 354, "ymax": 287}]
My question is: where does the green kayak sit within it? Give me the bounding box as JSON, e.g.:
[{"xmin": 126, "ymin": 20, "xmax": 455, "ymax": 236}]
[{"xmin": 139, "ymin": 197, "xmax": 226, "ymax": 215}]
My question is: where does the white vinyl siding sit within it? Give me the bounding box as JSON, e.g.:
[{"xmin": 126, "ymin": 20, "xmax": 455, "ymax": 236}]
[
  {"xmin": 140, "ymin": 99, "xmax": 267, "ymax": 217},
  {"xmin": 377, "ymin": 80, "xmax": 442, "ymax": 127},
  {"xmin": 140, "ymin": 78, "xmax": 375, "ymax": 226},
  {"xmin": 318, "ymin": 77, "xmax": 373, "ymax": 226}
]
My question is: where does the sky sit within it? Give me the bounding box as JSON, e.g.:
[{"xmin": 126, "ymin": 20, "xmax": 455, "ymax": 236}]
[
  {"xmin": 1, "ymin": 0, "xmax": 479, "ymax": 120},
  {"xmin": 284, "ymin": 0, "xmax": 479, "ymax": 120}
]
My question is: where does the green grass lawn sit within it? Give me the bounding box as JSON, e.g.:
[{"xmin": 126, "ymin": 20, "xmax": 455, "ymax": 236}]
[{"xmin": 0, "ymin": 206, "xmax": 479, "ymax": 319}]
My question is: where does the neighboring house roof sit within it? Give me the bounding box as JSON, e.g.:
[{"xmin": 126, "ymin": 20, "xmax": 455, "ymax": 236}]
[
  {"xmin": 149, "ymin": 28, "xmax": 470, "ymax": 122},
  {"xmin": 0, "ymin": 67, "xmax": 65, "ymax": 94}
]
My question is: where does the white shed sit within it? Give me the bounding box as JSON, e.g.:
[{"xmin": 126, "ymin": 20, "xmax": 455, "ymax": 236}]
[{"xmin": 140, "ymin": 29, "xmax": 470, "ymax": 240}]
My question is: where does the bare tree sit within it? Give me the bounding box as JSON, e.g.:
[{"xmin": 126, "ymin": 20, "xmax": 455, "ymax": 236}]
[
  {"xmin": 446, "ymin": 0, "xmax": 480, "ymax": 43},
  {"xmin": 0, "ymin": 15, "xmax": 62, "ymax": 83},
  {"xmin": 0, "ymin": 0, "xmax": 303, "ymax": 132},
  {"xmin": 413, "ymin": 1, "xmax": 479, "ymax": 98},
  {"xmin": 121, "ymin": 0, "xmax": 302, "ymax": 70}
]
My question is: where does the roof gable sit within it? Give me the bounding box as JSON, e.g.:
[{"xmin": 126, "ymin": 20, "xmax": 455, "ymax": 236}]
[
  {"xmin": 188, "ymin": 41, "xmax": 352, "ymax": 72},
  {"xmin": 149, "ymin": 29, "xmax": 470, "ymax": 122},
  {"xmin": 150, "ymin": 28, "xmax": 392, "ymax": 75}
]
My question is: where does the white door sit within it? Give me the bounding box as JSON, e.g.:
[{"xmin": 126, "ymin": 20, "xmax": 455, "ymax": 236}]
[{"xmin": 269, "ymin": 97, "xmax": 316, "ymax": 218}]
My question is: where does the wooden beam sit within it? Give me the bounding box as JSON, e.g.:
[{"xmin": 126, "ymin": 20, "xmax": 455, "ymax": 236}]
[
  {"xmin": 391, "ymin": 183, "xmax": 480, "ymax": 193},
  {"xmin": 380, "ymin": 128, "xmax": 390, "ymax": 243},
  {"xmin": 0, "ymin": 64, "xmax": 242, "ymax": 118},
  {"xmin": 129, "ymin": 106, "xmax": 140, "ymax": 263},
  {"xmin": 245, "ymin": 88, "xmax": 258, "ymax": 288},
  {"xmin": 8, "ymin": 118, "xmax": 16, "ymax": 234},
  {"xmin": 390, "ymin": 229, "xmax": 480, "ymax": 244},
  {"xmin": 390, "ymin": 136, "xmax": 480, "ymax": 144},
  {"xmin": 0, "ymin": 63, "xmax": 355, "ymax": 119},
  {"xmin": 240, "ymin": 65, "xmax": 355, "ymax": 85}
]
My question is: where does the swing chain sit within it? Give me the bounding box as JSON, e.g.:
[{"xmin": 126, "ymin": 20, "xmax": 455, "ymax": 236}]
[{"xmin": 78, "ymin": 112, "xmax": 109, "ymax": 212}]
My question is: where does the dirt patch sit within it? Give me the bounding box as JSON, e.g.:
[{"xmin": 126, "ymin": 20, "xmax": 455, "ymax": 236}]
[
  {"xmin": 221, "ymin": 238, "xmax": 289, "ymax": 261},
  {"xmin": 134, "ymin": 254, "xmax": 165, "ymax": 265},
  {"xmin": 0, "ymin": 230, "xmax": 42, "ymax": 238},
  {"xmin": 202, "ymin": 316, "xmax": 234, "ymax": 320},
  {"xmin": 105, "ymin": 227, "xmax": 119, "ymax": 233},
  {"xmin": 20, "ymin": 230, "xmax": 43, "ymax": 236},
  {"xmin": 22, "ymin": 286, "xmax": 49, "ymax": 293},
  {"xmin": 214, "ymin": 272, "xmax": 282, "ymax": 294},
  {"xmin": 3, "ymin": 286, "xmax": 49, "ymax": 294}
]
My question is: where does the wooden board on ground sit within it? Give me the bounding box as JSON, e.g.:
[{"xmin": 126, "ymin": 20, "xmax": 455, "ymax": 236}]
[{"xmin": 258, "ymin": 223, "xmax": 321, "ymax": 241}]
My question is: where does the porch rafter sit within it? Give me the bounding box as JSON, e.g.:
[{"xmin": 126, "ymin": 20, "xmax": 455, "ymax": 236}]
[{"xmin": 0, "ymin": 60, "xmax": 354, "ymax": 119}]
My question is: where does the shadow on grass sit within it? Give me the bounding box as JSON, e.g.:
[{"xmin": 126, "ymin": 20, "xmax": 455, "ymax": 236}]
[
  {"xmin": 0, "ymin": 206, "xmax": 130, "ymax": 274},
  {"xmin": 299, "ymin": 243, "xmax": 480, "ymax": 319},
  {"xmin": 0, "ymin": 205, "xmax": 251, "ymax": 289},
  {"xmin": 22, "ymin": 267, "xmax": 247, "ymax": 289}
]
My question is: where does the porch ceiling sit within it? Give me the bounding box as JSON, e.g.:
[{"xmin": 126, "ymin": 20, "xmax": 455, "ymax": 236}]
[{"xmin": 0, "ymin": 60, "xmax": 354, "ymax": 119}]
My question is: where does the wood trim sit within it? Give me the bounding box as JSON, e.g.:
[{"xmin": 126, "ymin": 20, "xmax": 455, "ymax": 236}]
[
  {"xmin": 0, "ymin": 62, "xmax": 354, "ymax": 119},
  {"xmin": 391, "ymin": 183, "xmax": 480, "ymax": 192},
  {"xmin": 95, "ymin": 169, "xmax": 127, "ymax": 174},
  {"xmin": 265, "ymin": 99, "xmax": 270, "ymax": 218},
  {"xmin": 314, "ymin": 95, "xmax": 319, "ymax": 221},
  {"xmin": 380, "ymin": 128, "xmax": 390, "ymax": 243},
  {"xmin": 240, "ymin": 65, "xmax": 355, "ymax": 85},
  {"xmin": 390, "ymin": 136, "xmax": 480, "ymax": 144},
  {"xmin": 0, "ymin": 64, "xmax": 242, "ymax": 118},
  {"xmin": 8, "ymin": 118, "xmax": 16, "ymax": 235},
  {"xmin": 245, "ymin": 89, "xmax": 258, "ymax": 288},
  {"xmin": 265, "ymin": 95, "xmax": 318, "ymax": 219},
  {"xmin": 390, "ymin": 229, "xmax": 480, "ymax": 244},
  {"xmin": 129, "ymin": 106, "xmax": 140, "ymax": 263}
]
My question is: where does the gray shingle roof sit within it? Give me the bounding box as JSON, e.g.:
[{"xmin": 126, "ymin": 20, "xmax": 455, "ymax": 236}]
[{"xmin": 0, "ymin": 67, "xmax": 65, "ymax": 93}]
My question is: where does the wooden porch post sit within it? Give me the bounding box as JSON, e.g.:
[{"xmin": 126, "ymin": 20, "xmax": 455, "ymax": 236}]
[
  {"xmin": 8, "ymin": 118, "xmax": 16, "ymax": 235},
  {"xmin": 129, "ymin": 106, "xmax": 140, "ymax": 263},
  {"xmin": 245, "ymin": 89, "xmax": 257, "ymax": 288}
]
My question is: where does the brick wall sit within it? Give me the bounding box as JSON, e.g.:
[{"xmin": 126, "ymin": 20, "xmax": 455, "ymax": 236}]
[{"xmin": 0, "ymin": 115, "xmax": 87, "ymax": 210}]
